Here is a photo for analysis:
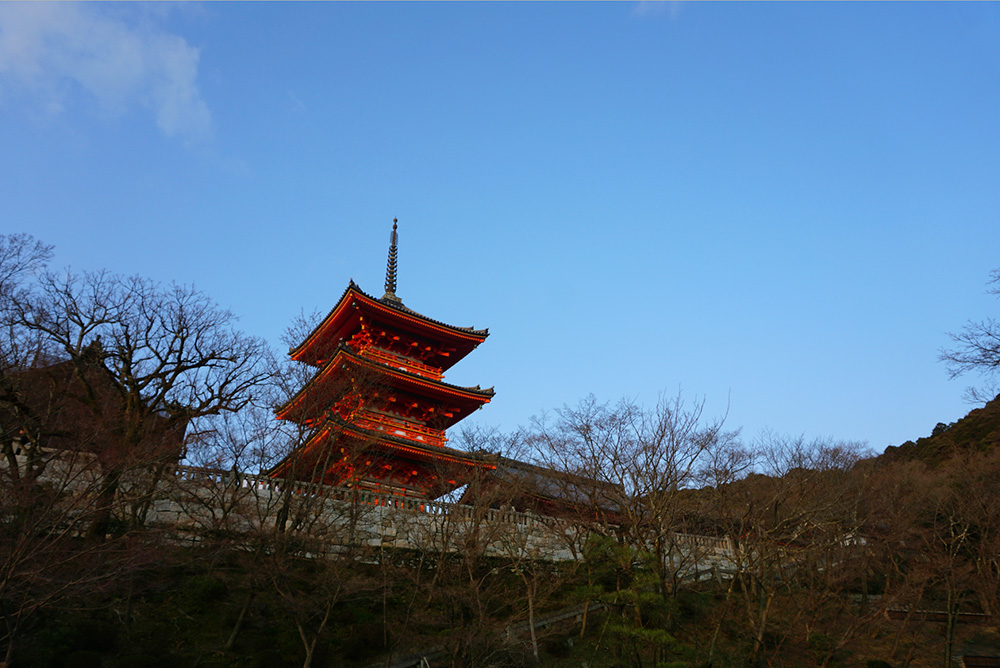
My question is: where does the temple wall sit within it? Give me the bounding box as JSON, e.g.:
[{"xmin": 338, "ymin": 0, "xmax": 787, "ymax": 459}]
[
  {"xmin": 142, "ymin": 469, "xmax": 738, "ymax": 576},
  {"xmin": 6, "ymin": 455, "xmax": 735, "ymax": 572},
  {"xmin": 143, "ymin": 466, "xmax": 582, "ymax": 561},
  {"xmin": 4, "ymin": 454, "xmax": 580, "ymax": 561}
]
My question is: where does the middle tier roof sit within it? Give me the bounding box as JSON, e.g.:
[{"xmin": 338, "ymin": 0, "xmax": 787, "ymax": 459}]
[{"xmin": 277, "ymin": 343, "xmax": 494, "ymax": 426}]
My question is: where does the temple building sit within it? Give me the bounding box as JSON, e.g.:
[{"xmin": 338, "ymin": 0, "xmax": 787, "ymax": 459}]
[
  {"xmin": 1, "ymin": 341, "xmax": 187, "ymax": 469},
  {"xmin": 270, "ymin": 220, "xmax": 496, "ymax": 499}
]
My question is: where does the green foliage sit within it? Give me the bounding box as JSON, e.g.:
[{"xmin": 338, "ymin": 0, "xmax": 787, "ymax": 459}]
[
  {"xmin": 866, "ymin": 661, "xmax": 894, "ymax": 668},
  {"xmin": 62, "ymin": 650, "xmax": 103, "ymax": 668},
  {"xmin": 18, "ymin": 389, "xmax": 1000, "ymax": 668},
  {"xmin": 10, "ymin": 612, "xmax": 120, "ymax": 667},
  {"xmin": 181, "ymin": 573, "xmax": 228, "ymax": 612},
  {"xmin": 807, "ymin": 633, "xmax": 836, "ymax": 653},
  {"xmin": 335, "ymin": 622, "xmax": 385, "ymax": 662},
  {"xmin": 675, "ymin": 589, "xmax": 711, "ymax": 622},
  {"xmin": 543, "ymin": 634, "xmax": 575, "ymax": 658}
]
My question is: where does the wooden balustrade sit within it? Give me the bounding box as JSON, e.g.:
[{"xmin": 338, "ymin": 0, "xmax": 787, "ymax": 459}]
[
  {"xmin": 170, "ymin": 464, "xmax": 546, "ymax": 528},
  {"xmin": 167, "ymin": 465, "xmax": 735, "ymax": 549},
  {"xmin": 352, "ymin": 415, "xmax": 446, "ymax": 447},
  {"xmin": 672, "ymin": 532, "xmax": 733, "ymax": 552}
]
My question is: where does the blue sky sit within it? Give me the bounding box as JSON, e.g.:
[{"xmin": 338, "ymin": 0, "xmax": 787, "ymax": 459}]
[{"xmin": 2, "ymin": 2, "xmax": 999, "ymax": 452}]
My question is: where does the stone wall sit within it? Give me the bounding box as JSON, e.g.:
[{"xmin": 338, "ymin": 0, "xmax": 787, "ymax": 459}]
[
  {"xmin": 7, "ymin": 454, "xmax": 736, "ymax": 570},
  {"xmin": 154, "ymin": 466, "xmax": 581, "ymax": 561}
]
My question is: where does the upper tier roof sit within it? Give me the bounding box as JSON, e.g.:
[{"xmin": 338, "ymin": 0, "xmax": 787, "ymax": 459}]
[{"xmin": 290, "ymin": 281, "xmax": 489, "ymax": 369}]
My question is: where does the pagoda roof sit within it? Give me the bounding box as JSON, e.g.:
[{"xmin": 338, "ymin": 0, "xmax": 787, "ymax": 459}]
[
  {"xmin": 291, "ymin": 282, "xmax": 489, "ymax": 368},
  {"xmin": 312, "ymin": 414, "xmax": 495, "ymax": 467},
  {"xmin": 267, "ymin": 415, "xmax": 497, "ymax": 497},
  {"xmin": 277, "ymin": 343, "xmax": 494, "ymax": 423}
]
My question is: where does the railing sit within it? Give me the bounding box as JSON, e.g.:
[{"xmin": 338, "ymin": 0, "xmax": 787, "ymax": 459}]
[
  {"xmin": 6, "ymin": 455, "xmax": 737, "ymax": 566},
  {"xmin": 168, "ymin": 465, "xmax": 743, "ymax": 550},
  {"xmin": 362, "ymin": 348, "xmax": 443, "ymax": 380},
  {"xmin": 170, "ymin": 464, "xmax": 547, "ymax": 528},
  {"xmin": 672, "ymin": 532, "xmax": 734, "ymax": 553},
  {"xmin": 352, "ymin": 414, "xmax": 446, "ymax": 447},
  {"xmin": 5, "ymin": 456, "xmax": 738, "ymax": 552}
]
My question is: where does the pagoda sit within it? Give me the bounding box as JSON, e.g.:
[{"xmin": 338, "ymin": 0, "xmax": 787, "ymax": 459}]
[{"xmin": 270, "ymin": 220, "xmax": 496, "ymax": 499}]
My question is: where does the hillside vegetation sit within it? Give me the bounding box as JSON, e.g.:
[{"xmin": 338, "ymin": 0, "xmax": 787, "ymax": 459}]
[
  {"xmin": 6, "ymin": 238, "xmax": 1000, "ymax": 667},
  {"xmin": 881, "ymin": 394, "xmax": 1000, "ymax": 466}
]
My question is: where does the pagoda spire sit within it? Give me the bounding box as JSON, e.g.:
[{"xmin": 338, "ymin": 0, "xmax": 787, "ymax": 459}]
[{"xmin": 382, "ymin": 218, "xmax": 402, "ymax": 304}]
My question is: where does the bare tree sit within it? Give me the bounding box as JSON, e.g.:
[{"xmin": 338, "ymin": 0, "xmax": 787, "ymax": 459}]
[
  {"xmin": 530, "ymin": 392, "xmax": 741, "ymax": 666},
  {"xmin": 705, "ymin": 432, "xmax": 874, "ymax": 667},
  {"xmin": 941, "ymin": 268, "xmax": 1000, "ymax": 404},
  {"xmin": 0, "ymin": 234, "xmax": 55, "ymax": 480},
  {"xmin": 6, "ymin": 268, "xmax": 274, "ymax": 538},
  {"xmin": 0, "ymin": 234, "xmax": 52, "ymax": 299},
  {"xmin": 1, "ymin": 236, "xmax": 279, "ymax": 661},
  {"xmin": 0, "ymin": 235, "xmax": 104, "ymax": 662},
  {"xmin": 533, "ymin": 392, "xmax": 739, "ymax": 598},
  {"xmin": 881, "ymin": 450, "xmax": 1000, "ymax": 667}
]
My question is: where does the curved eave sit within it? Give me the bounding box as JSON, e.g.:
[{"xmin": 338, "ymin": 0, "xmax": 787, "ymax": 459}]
[
  {"xmin": 290, "ymin": 282, "xmax": 489, "ymax": 366},
  {"xmin": 353, "ymin": 348, "xmax": 495, "ymax": 402},
  {"xmin": 271, "ymin": 417, "xmax": 497, "ymax": 473},
  {"xmin": 276, "ymin": 344, "xmax": 494, "ymax": 421}
]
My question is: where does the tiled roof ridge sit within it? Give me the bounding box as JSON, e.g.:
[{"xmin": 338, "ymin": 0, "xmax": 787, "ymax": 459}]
[
  {"xmin": 357, "ymin": 280, "xmax": 489, "ymax": 337},
  {"xmin": 287, "ymin": 280, "xmax": 488, "ymax": 359}
]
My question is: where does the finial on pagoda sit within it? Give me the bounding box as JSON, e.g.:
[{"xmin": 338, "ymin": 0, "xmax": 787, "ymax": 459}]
[{"xmin": 382, "ymin": 218, "xmax": 402, "ymax": 304}]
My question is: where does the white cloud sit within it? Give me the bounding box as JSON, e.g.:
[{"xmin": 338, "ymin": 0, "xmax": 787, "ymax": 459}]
[
  {"xmin": 631, "ymin": 1, "xmax": 683, "ymax": 20},
  {"xmin": 287, "ymin": 90, "xmax": 307, "ymax": 114},
  {"xmin": 0, "ymin": 3, "xmax": 210, "ymax": 143}
]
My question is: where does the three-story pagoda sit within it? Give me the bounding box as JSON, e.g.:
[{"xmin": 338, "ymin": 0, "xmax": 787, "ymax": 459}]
[{"xmin": 270, "ymin": 220, "xmax": 495, "ymax": 499}]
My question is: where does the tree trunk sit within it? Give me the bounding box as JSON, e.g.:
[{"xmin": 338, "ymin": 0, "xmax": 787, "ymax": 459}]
[
  {"xmin": 86, "ymin": 470, "xmax": 121, "ymax": 539},
  {"xmin": 944, "ymin": 597, "xmax": 957, "ymax": 668},
  {"xmin": 2, "ymin": 441, "xmax": 21, "ymax": 485},
  {"xmin": 225, "ymin": 589, "xmax": 254, "ymax": 651},
  {"xmin": 525, "ymin": 578, "xmax": 538, "ymax": 661},
  {"xmin": 2, "ymin": 614, "xmax": 18, "ymax": 668},
  {"xmin": 708, "ymin": 579, "xmax": 737, "ymax": 667},
  {"xmin": 749, "ymin": 589, "xmax": 775, "ymax": 666},
  {"xmin": 129, "ymin": 461, "xmax": 170, "ymax": 529}
]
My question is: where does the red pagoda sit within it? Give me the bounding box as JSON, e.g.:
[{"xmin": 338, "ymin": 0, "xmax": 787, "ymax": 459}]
[{"xmin": 270, "ymin": 220, "xmax": 496, "ymax": 499}]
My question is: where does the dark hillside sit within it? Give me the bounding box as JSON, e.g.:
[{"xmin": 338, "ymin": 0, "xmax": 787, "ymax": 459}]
[{"xmin": 881, "ymin": 394, "xmax": 1000, "ymax": 465}]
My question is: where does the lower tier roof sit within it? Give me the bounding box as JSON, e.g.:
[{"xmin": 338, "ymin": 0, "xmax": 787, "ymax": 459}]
[{"xmin": 267, "ymin": 416, "xmax": 497, "ymax": 499}]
